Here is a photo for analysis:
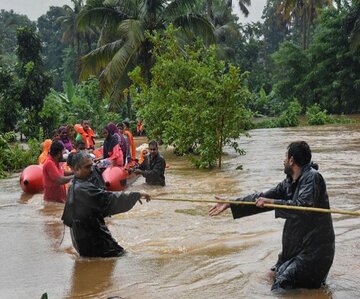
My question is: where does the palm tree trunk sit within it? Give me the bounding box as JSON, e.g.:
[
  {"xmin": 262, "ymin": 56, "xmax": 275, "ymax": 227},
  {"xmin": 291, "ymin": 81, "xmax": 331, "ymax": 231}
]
[{"xmin": 206, "ymin": 0, "xmax": 214, "ymax": 22}]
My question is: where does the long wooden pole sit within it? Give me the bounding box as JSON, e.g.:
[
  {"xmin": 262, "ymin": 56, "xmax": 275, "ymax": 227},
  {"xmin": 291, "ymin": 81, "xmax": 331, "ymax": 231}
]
[{"xmin": 152, "ymin": 198, "xmax": 360, "ymax": 216}]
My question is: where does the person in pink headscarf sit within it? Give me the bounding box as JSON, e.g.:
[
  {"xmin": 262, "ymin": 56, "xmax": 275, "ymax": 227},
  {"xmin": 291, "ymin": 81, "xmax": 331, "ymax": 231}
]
[
  {"xmin": 95, "ymin": 126, "xmax": 123, "ymax": 168},
  {"xmin": 107, "ymin": 122, "xmax": 127, "ymax": 165}
]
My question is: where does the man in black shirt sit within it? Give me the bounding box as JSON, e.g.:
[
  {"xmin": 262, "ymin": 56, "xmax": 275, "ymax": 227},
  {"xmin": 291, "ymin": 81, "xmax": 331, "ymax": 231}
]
[
  {"xmin": 62, "ymin": 151, "xmax": 150, "ymax": 257},
  {"xmin": 135, "ymin": 140, "xmax": 166, "ymax": 186},
  {"xmin": 209, "ymin": 141, "xmax": 335, "ymax": 291}
]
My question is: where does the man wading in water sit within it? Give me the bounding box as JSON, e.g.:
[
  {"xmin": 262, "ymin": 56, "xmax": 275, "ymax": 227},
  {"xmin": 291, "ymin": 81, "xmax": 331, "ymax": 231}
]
[
  {"xmin": 62, "ymin": 151, "xmax": 150, "ymax": 257},
  {"xmin": 209, "ymin": 141, "xmax": 335, "ymax": 291}
]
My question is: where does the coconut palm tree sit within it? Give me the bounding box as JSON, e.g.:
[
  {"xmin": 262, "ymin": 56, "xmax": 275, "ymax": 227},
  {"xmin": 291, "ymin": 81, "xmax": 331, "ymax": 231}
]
[
  {"xmin": 279, "ymin": 0, "xmax": 333, "ymax": 49},
  {"xmin": 205, "ymin": 0, "xmax": 251, "ymax": 22},
  {"xmin": 57, "ymin": 0, "xmax": 85, "ymax": 55},
  {"xmin": 202, "ymin": 0, "xmax": 242, "ymax": 60},
  {"xmin": 77, "ymin": 0, "xmax": 215, "ymax": 102}
]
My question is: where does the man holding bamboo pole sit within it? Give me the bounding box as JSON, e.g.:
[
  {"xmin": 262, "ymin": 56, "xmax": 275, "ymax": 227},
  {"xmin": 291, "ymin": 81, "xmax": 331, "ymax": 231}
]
[{"xmin": 209, "ymin": 141, "xmax": 335, "ymax": 291}]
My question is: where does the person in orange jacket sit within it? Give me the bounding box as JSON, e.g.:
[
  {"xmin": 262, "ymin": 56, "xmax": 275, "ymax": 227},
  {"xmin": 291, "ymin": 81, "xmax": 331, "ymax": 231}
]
[
  {"xmin": 39, "ymin": 139, "xmax": 52, "ymax": 164},
  {"xmin": 122, "ymin": 121, "xmax": 136, "ymax": 162},
  {"xmin": 136, "ymin": 118, "xmax": 144, "ymax": 136},
  {"xmin": 74, "ymin": 120, "xmax": 96, "ymax": 150}
]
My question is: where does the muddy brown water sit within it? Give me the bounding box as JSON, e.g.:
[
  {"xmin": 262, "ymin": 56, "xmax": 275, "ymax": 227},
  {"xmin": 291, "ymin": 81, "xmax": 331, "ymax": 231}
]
[{"xmin": 0, "ymin": 126, "xmax": 360, "ymax": 298}]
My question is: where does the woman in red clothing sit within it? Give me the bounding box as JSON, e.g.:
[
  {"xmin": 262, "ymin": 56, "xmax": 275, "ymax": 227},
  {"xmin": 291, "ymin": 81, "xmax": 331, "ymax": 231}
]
[{"xmin": 42, "ymin": 140, "xmax": 73, "ymax": 203}]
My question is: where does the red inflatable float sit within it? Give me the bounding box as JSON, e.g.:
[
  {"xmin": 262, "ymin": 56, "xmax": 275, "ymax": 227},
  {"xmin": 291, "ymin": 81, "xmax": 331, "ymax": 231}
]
[
  {"xmin": 102, "ymin": 166, "xmax": 128, "ymax": 191},
  {"xmin": 19, "ymin": 164, "xmax": 44, "ymax": 194},
  {"xmin": 20, "ymin": 164, "xmax": 138, "ymax": 193}
]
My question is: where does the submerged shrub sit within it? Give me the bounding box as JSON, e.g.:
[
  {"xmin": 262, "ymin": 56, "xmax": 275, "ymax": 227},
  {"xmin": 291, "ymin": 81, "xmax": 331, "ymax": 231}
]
[
  {"xmin": 306, "ymin": 104, "xmax": 329, "ymax": 125},
  {"xmin": 0, "ymin": 133, "xmax": 39, "ymax": 178}
]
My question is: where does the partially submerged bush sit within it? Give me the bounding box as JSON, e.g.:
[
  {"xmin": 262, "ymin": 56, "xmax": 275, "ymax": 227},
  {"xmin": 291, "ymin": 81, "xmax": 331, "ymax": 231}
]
[{"xmin": 0, "ymin": 132, "xmax": 39, "ymax": 178}]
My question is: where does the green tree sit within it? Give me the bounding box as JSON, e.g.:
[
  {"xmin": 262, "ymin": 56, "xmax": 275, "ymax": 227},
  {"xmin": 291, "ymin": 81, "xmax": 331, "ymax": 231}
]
[
  {"xmin": 78, "ymin": 0, "xmax": 215, "ymax": 103},
  {"xmin": 196, "ymin": 0, "xmax": 242, "ymax": 61},
  {"xmin": 40, "ymin": 77, "xmax": 113, "ymax": 137},
  {"xmin": 37, "ymin": 6, "xmax": 67, "ymax": 90},
  {"xmin": 305, "ymin": 5, "xmax": 360, "ymax": 113},
  {"xmin": 0, "ymin": 64, "xmax": 21, "ymax": 131},
  {"xmin": 348, "ymin": 2, "xmax": 360, "ymax": 51},
  {"xmin": 262, "ymin": 0, "xmax": 289, "ymax": 55},
  {"xmin": 279, "ymin": 0, "xmax": 333, "ymax": 49},
  {"xmin": 129, "ymin": 26, "xmax": 252, "ymax": 168},
  {"xmin": 0, "ymin": 9, "xmax": 35, "ymax": 64},
  {"xmin": 16, "ymin": 27, "xmax": 52, "ymax": 139},
  {"xmin": 57, "ymin": 0, "xmax": 97, "ymax": 81},
  {"xmin": 271, "ymin": 41, "xmax": 310, "ymax": 108}
]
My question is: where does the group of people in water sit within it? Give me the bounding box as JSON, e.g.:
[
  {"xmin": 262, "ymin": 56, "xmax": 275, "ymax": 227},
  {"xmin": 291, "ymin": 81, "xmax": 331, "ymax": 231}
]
[
  {"xmin": 37, "ymin": 127, "xmax": 335, "ymax": 293},
  {"xmin": 39, "ymin": 119, "xmax": 166, "ymax": 203}
]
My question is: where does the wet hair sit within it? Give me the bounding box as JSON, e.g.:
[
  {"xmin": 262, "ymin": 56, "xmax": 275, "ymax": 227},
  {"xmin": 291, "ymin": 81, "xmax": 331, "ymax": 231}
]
[
  {"xmin": 58, "ymin": 126, "xmax": 67, "ymax": 134},
  {"xmin": 287, "ymin": 141, "xmax": 312, "ymax": 167},
  {"xmin": 107, "ymin": 122, "xmax": 119, "ymax": 135},
  {"xmin": 49, "ymin": 140, "xmax": 64, "ymax": 156},
  {"xmin": 72, "ymin": 151, "xmax": 92, "ymax": 169},
  {"xmin": 66, "ymin": 152, "xmax": 75, "ymax": 168},
  {"xmin": 117, "ymin": 122, "xmax": 125, "ymax": 130},
  {"xmin": 75, "ymin": 140, "xmax": 85, "ymax": 150},
  {"xmin": 123, "ymin": 121, "xmax": 130, "ymax": 129},
  {"xmin": 148, "ymin": 140, "xmax": 158, "ymax": 149},
  {"xmin": 52, "ymin": 129, "xmax": 60, "ymax": 140}
]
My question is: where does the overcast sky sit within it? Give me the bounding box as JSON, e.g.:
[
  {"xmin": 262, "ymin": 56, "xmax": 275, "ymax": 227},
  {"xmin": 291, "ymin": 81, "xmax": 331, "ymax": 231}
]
[{"xmin": 0, "ymin": 0, "xmax": 267, "ymax": 22}]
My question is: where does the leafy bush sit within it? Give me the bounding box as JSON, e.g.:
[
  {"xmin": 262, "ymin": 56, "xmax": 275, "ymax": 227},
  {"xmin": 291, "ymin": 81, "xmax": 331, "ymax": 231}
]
[
  {"xmin": 253, "ymin": 100, "xmax": 301, "ymax": 129},
  {"xmin": 0, "ymin": 133, "xmax": 39, "ymax": 178},
  {"xmin": 252, "ymin": 118, "xmax": 278, "ymax": 129},
  {"xmin": 306, "ymin": 104, "xmax": 330, "ymax": 125},
  {"xmin": 277, "ymin": 100, "xmax": 302, "ymax": 127},
  {"xmin": 327, "ymin": 114, "xmax": 355, "ymax": 125},
  {"xmin": 130, "ymin": 25, "xmax": 252, "ymax": 168}
]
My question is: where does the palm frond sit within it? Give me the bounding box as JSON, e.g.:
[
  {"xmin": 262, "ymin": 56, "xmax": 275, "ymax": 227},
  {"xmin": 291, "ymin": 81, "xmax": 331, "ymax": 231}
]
[
  {"xmin": 350, "ymin": 19, "xmax": 360, "ymax": 51},
  {"xmin": 238, "ymin": 1, "xmax": 250, "ymax": 17},
  {"xmin": 162, "ymin": 0, "xmax": 197, "ymax": 19},
  {"xmin": 80, "ymin": 40, "xmax": 124, "ymax": 80},
  {"xmin": 77, "ymin": 7, "xmax": 126, "ymax": 31},
  {"xmin": 118, "ymin": 19, "xmax": 146, "ymax": 46},
  {"xmin": 139, "ymin": 0, "xmax": 166, "ymax": 19},
  {"xmin": 102, "ymin": 41, "xmax": 139, "ymax": 86},
  {"xmin": 215, "ymin": 23, "xmax": 241, "ymax": 41},
  {"xmin": 173, "ymin": 14, "xmax": 216, "ymax": 45}
]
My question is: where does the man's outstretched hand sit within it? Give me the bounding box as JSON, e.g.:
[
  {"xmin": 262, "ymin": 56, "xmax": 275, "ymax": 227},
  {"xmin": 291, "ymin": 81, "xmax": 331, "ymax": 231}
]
[
  {"xmin": 209, "ymin": 196, "xmax": 230, "ymax": 216},
  {"xmin": 138, "ymin": 192, "xmax": 151, "ymax": 204}
]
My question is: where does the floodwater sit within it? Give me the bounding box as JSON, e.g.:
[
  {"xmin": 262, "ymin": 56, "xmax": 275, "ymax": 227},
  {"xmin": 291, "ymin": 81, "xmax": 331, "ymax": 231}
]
[{"xmin": 1, "ymin": 124, "xmax": 360, "ymax": 299}]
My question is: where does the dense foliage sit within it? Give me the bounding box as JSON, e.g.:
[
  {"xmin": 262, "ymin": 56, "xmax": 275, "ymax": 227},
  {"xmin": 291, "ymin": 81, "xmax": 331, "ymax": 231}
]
[
  {"xmin": 1, "ymin": 1, "xmax": 360, "ymax": 174},
  {"xmin": 16, "ymin": 27, "xmax": 53, "ymax": 139},
  {"xmin": 130, "ymin": 26, "xmax": 252, "ymax": 168},
  {"xmin": 0, "ymin": 132, "xmax": 39, "ymax": 178}
]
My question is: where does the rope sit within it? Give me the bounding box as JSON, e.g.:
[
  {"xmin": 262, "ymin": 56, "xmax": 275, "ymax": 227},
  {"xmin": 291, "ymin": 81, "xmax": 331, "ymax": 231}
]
[{"xmin": 152, "ymin": 197, "xmax": 360, "ymax": 216}]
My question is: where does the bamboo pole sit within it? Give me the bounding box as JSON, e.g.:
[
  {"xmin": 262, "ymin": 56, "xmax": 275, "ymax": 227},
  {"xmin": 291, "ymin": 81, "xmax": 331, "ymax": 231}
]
[{"xmin": 152, "ymin": 197, "xmax": 360, "ymax": 217}]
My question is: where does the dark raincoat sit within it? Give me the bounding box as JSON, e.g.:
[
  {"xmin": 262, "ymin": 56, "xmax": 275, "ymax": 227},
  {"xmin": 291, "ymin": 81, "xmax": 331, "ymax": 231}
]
[
  {"xmin": 62, "ymin": 177, "xmax": 141, "ymax": 257},
  {"xmin": 230, "ymin": 163, "xmax": 335, "ymax": 290},
  {"xmin": 138, "ymin": 153, "xmax": 166, "ymax": 186}
]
